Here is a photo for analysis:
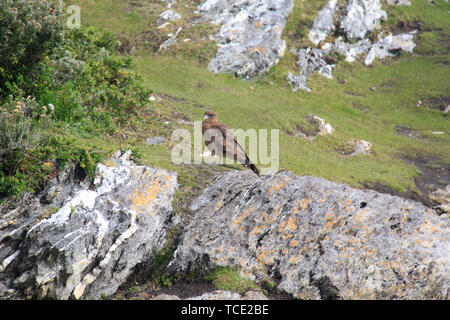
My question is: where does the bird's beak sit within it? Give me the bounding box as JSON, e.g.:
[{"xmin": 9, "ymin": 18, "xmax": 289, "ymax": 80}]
[{"xmin": 203, "ymin": 114, "xmax": 209, "ymax": 120}]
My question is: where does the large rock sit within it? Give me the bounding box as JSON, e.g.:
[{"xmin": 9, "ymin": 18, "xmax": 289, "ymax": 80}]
[
  {"xmin": 0, "ymin": 151, "xmax": 178, "ymax": 299},
  {"xmin": 341, "ymin": 0, "xmax": 387, "ymax": 40},
  {"xmin": 308, "ymin": 0, "xmax": 338, "ymax": 45},
  {"xmin": 168, "ymin": 170, "xmax": 449, "ymax": 299},
  {"xmin": 198, "ymin": 0, "xmax": 294, "ymax": 79}
]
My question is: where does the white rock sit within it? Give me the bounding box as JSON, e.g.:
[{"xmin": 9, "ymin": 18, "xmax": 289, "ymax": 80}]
[
  {"xmin": 308, "ymin": 0, "xmax": 338, "ymax": 45},
  {"xmin": 160, "ymin": 9, "xmax": 181, "ymax": 21},
  {"xmin": 387, "ymin": 0, "xmax": 411, "ymax": 5},
  {"xmin": 341, "ymin": 0, "xmax": 387, "ymax": 40}
]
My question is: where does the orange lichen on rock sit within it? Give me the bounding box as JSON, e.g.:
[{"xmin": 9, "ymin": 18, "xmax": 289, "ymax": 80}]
[
  {"xmin": 233, "ymin": 206, "xmax": 256, "ymax": 226},
  {"xmin": 268, "ymin": 177, "xmax": 290, "ymax": 198},
  {"xmin": 129, "ymin": 175, "xmax": 171, "ymax": 214}
]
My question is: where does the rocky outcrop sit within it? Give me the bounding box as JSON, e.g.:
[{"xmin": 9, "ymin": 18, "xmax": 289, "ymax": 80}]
[
  {"xmin": 168, "ymin": 170, "xmax": 449, "ymax": 299},
  {"xmin": 341, "ymin": 0, "xmax": 387, "ymax": 40},
  {"xmin": 198, "ymin": 0, "xmax": 294, "ymax": 79},
  {"xmin": 308, "ymin": 0, "xmax": 338, "ymax": 45},
  {"xmin": 287, "ymin": 48, "xmax": 335, "ymax": 92},
  {"xmin": 0, "ymin": 151, "xmax": 178, "ymax": 299},
  {"xmin": 292, "ymin": 0, "xmax": 416, "ymax": 91}
]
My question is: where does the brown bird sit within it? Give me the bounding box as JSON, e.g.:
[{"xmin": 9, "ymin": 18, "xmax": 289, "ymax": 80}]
[{"xmin": 202, "ymin": 110, "xmax": 260, "ymax": 175}]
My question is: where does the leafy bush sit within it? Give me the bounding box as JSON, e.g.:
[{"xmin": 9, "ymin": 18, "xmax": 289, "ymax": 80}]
[
  {"xmin": 0, "ymin": 96, "xmax": 50, "ymax": 198},
  {"xmin": 0, "ymin": 3, "xmax": 150, "ymax": 200},
  {"xmin": 37, "ymin": 27, "xmax": 151, "ymax": 128},
  {"xmin": 0, "ymin": 97, "xmax": 47, "ymax": 166},
  {"xmin": 0, "ymin": 0, "xmax": 65, "ymax": 98}
]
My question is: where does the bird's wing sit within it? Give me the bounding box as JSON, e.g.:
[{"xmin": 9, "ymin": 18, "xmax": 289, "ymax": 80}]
[{"xmin": 217, "ymin": 125, "xmax": 249, "ymax": 164}]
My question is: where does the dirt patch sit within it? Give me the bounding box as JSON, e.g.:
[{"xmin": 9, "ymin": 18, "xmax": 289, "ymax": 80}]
[
  {"xmin": 362, "ymin": 154, "xmax": 449, "ymax": 211},
  {"xmin": 115, "ymin": 276, "xmax": 293, "ymax": 300},
  {"xmin": 423, "ymin": 95, "xmax": 450, "ymax": 113},
  {"xmin": 391, "ymin": 19, "xmax": 422, "ymax": 34},
  {"xmin": 160, "ymin": 93, "xmax": 209, "ymax": 109},
  {"xmin": 114, "ymin": 277, "xmax": 217, "ymax": 300},
  {"xmin": 377, "ymin": 79, "xmax": 397, "ymax": 93},
  {"xmin": 361, "ymin": 181, "xmax": 439, "ymax": 209},
  {"xmin": 395, "ymin": 125, "xmax": 423, "ymax": 139},
  {"xmin": 352, "ymin": 102, "xmax": 371, "ymax": 112}
]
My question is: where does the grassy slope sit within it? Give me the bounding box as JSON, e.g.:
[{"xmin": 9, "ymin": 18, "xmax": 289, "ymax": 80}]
[{"xmin": 75, "ymin": 0, "xmax": 449, "ymax": 195}]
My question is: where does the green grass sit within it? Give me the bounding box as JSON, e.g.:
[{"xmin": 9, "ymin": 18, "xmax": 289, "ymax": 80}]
[
  {"xmin": 206, "ymin": 266, "xmax": 259, "ymax": 294},
  {"xmin": 74, "ymin": 0, "xmax": 449, "ymax": 194}
]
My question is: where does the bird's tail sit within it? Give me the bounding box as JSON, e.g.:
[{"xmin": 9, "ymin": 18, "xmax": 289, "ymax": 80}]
[{"xmin": 244, "ymin": 158, "xmax": 260, "ymax": 176}]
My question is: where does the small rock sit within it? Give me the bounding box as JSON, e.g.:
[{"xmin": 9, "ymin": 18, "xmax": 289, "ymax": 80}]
[
  {"xmin": 152, "ymin": 294, "xmax": 180, "ymax": 300},
  {"xmin": 159, "ymin": 38, "xmax": 177, "ymax": 51},
  {"xmin": 157, "ymin": 22, "xmax": 171, "ymax": 29},
  {"xmin": 162, "ymin": 0, "xmax": 176, "ymax": 9},
  {"xmin": 386, "ymin": 0, "xmax": 411, "ymax": 5},
  {"xmin": 288, "ymin": 47, "xmax": 334, "ymax": 91},
  {"xmin": 349, "ymin": 140, "xmax": 372, "ymax": 156},
  {"xmin": 160, "ymin": 9, "xmax": 181, "ymax": 22},
  {"xmin": 430, "ymin": 186, "xmax": 450, "ymax": 213},
  {"xmin": 297, "ymin": 115, "xmax": 334, "ymax": 139},
  {"xmin": 146, "ymin": 136, "xmax": 168, "ymax": 145}
]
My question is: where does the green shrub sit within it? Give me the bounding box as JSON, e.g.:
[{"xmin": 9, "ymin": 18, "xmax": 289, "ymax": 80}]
[
  {"xmin": 0, "ymin": 97, "xmax": 47, "ymax": 167},
  {"xmin": 0, "ymin": 0, "xmax": 65, "ymax": 98},
  {"xmin": 0, "ymin": 5, "xmax": 150, "ymax": 200},
  {"xmin": 37, "ymin": 27, "xmax": 151, "ymax": 128},
  {"xmin": 0, "ymin": 96, "xmax": 51, "ymax": 198}
]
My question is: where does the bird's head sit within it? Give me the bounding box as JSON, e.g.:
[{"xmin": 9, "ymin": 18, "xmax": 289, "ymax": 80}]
[{"xmin": 203, "ymin": 110, "xmax": 217, "ymax": 120}]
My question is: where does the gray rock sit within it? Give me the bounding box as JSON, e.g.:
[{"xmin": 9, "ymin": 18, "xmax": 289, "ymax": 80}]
[
  {"xmin": 386, "ymin": 0, "xmax": 411, "ymax": 5},
  {"xmin": 198, "ymin": 0, "xmax": 294, "ymax": 79},
  {"xmin": 287, "ymin": 47, "xmax": 335, "ymax": 92},
  {"xmin": 341, "ymin": 0, "xmax": 387, "ymax": 40},
  {"xmin": 308, "ymin": 0, "xmax": 338, "ymax": 45},
  {"xmin": 160, "ymin": 9, "xmax": 181, "ymax": 22},
  {"xmin": 297, "ymin": 115, "xmax": 334, "ymax": 140},
  {"xmin": 364, "ymin": 33, "xmax": 416, "ymax": 65},
  {"xmin": 168, "ymin": 170, "xmax": 449, "ymax": 299},
  {"xmin": 430, "ymin": 186, "xmax": 450, "ymax": 214},
  {"xmin": 0, "ymin": 151, "xmax": 178, "ymax": 299},
  {"xmin": 333, "ymin": 37, "xmax": 373, "ymax": 63},
  {"xmin": 151, "ymin": 289, "xmax": 268, "ymax": 300},
  {"xmin": 162, "ymin": 0, "xmax": 177, "ymax": 9},
  {"xmin": 146, "ymin": 136, "xmax": 169, "ymax": 145},
  {"xmin": 443, "ymin": 105, "xmax": 450, "ymax": 114},
  {"xmin": 287, "ymin": 72, "xmax": 310, "ymax": 92},
  {"xmin": 348, "ymin": 139, "xmax": 372, "ymax": 156},
  {"xmin": 288, "ymin": 31, "xmax": 416, "ymax": 91}
]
